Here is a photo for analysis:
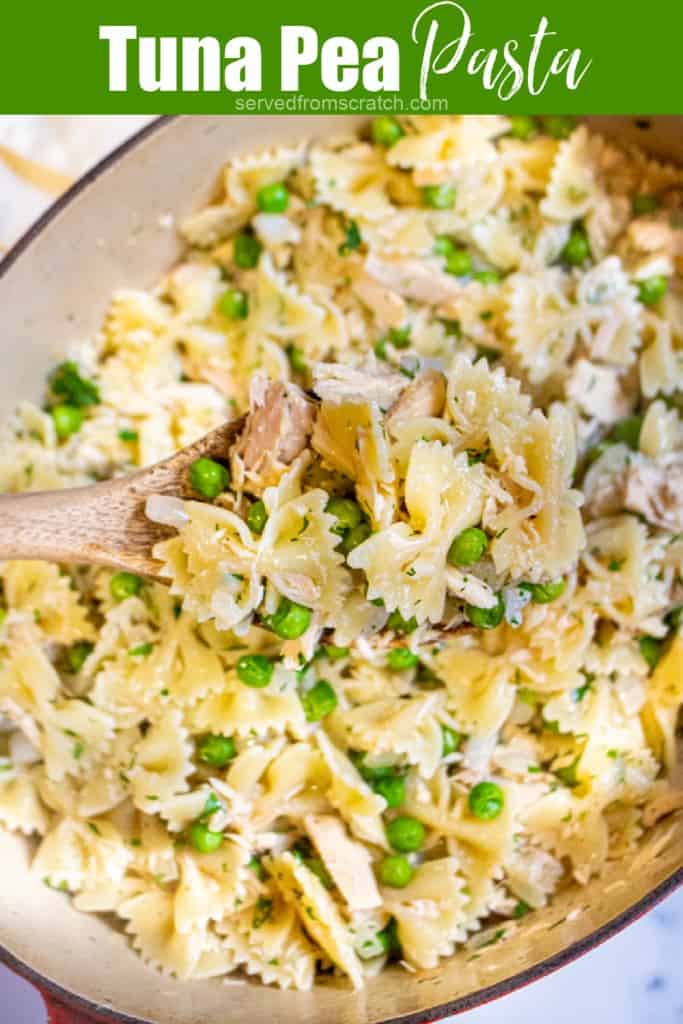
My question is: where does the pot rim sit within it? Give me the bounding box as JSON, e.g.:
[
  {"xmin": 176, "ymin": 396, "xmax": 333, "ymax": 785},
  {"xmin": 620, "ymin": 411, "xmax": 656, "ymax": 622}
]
[
  {"xmin": 3, "ymin": 863, "xmax": 681, "ymax": 1024},
  {"xmin": 0, "ymin": 112, "xmax": 681, "ymax": 1024},
  {"xmin": 0, "ymin": 115, "xmax": 173, "ymax": 283}
]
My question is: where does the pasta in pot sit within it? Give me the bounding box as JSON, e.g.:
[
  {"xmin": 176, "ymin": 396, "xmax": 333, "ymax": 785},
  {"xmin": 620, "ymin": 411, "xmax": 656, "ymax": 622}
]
[{"xmin": 0, "ymin": 114, "xmax": 682, "ymax": 989}]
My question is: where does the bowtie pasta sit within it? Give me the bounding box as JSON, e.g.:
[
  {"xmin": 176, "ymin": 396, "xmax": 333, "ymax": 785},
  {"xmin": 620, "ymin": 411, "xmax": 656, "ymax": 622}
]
[{"xmin": 1, "ymin": 115, "xmax": 683, "ymax": 990}]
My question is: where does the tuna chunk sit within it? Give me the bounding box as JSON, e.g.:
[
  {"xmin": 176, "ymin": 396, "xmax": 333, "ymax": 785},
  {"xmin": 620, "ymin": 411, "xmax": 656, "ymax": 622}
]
[
  {"xmin": 352, "ymin": 267, "xmax": 407, "ymax": 328},
  {"xmin": 312, "ymin": 360, "xmax": 408, "ymax": 409},
  {"xmin": 624, "ymin": 458, "xmax": 683, "ymax": 532},
  {"xmin": 386, "ymin": 369, "xmax": 446, "ymax": 430},
  {"xmin": 642, "ymin": 787, "xmax": 683, "ymax": 828},
  {"xmin": 364, "ymin": 253, "xmax": 465, "ymax": 306},
  {"xmin": 304, "ymin": 814, "xmax": 381, "ymax": 911},
  {"xmin": 626, "ymin": 217, "xmax": 679, "ymax": 257},
  {"xmin": 231, "ymin": 376, "xmax": 315, "ymax": 491},
  {"xmin": 566, "ymin": 359, "xmax": 631, "ymax": 424},
  {"xmin": 446, "ymin": 567, "xmax": 497, "ymax": 609}
]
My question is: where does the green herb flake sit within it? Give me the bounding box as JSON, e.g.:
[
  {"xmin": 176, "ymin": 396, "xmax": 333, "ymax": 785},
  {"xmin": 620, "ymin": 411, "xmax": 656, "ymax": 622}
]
[
  {"xmin": 128, "ymin": 642, "xmax": 154, "ymax": 658},
  {"xmin": 49, "ymin": 361, "xmax": 100, "ymax": 408},
  {"xmin": 339, "ymin": 220, "xmax": 362, "ymax": 255},
  {"xmin": 252, "ymin": 896, "xmax": 273, "ymax": 928}
]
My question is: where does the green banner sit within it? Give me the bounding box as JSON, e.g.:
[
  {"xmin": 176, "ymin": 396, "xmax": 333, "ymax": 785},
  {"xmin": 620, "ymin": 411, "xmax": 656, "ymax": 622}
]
[{"xmin": 1, "ymin": 0, "xmax": 680, "ymax": 113}]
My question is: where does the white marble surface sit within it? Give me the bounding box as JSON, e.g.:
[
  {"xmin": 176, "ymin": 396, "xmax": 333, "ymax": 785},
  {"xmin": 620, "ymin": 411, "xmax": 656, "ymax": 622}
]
[{"xmin": 0, "ymin": 116, "xmax": 681, "ymax": 1023}]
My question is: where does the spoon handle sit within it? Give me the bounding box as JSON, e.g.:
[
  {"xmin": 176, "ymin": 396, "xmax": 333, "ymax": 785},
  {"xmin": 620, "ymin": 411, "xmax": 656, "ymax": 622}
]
[
  {"xmin": 0, "ymin": 416, "xmax": 245, "ymax": 577},
  {"xmin": 0, "ymin": 479, "xmax": 169, "ymax": 576}
]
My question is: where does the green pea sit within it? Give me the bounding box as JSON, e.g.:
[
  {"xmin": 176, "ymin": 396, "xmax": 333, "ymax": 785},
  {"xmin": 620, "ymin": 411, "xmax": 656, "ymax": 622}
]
[
  {"xmin": 387, "ymin": 610, "xmax": 418, "ymax": 634},
  {"xmin": 51, "ymin": 404, "xmax": 83, "ymax": 440},
  {"xmin": 188, "ymin": 821, "xmax": 224, "ymax": 854},
  {"xmin": 197, "ymin": 733, "xmax": 236, "ymax": 767},
  {"xmin": 441, "ymin": 725, "xmax": 462, "ymax": 757},
  {"xmin": 350, "ymin": 751, "xmax": 395, "ymax": 784},
  {"xmin": 473, "ymin": 270, "xmax": 502, "ymax": 285},
  {"xmin": 219, "ymin": 288, "xmax": 249, "ymax": 320},
  {"xmin": 465, "ymin": 594, "xmax": 505, "ymax": 630},
  {"xmin": 374, "ymin": 774, "xmax": 406, "ymax": 809},
  {"xmin": 610, "ymin": 415, "xmax": 643, "ymax": 450},
  {"xmin": 468, "ymin": 781, "xmax": 505, "ymax": 820},
  {"xmin": 233, "ymin": 232, "xmax": 262, "ymax": 269},
  {"xmin": 62, "ymin": 641, "xmax": 94, "ymax": 674},
  {"xmin": 325, "ymin": 496, "xmax": 363, "ymax": 535},
  {"xmin": 378, "ymin": 854, "xmax": 413, "ymax": 888},
  {"xmin": 189, "ymin": 457, "xmax": 229, "ymax": 499},
  {"xmin": 322, "ymin": 644, "xmax": 349, "ymax": 661},
  {"xmin": 445, "ymin": 248, "xmax": 473, "ymax": 277},
  {"xmin": 507, "ymin": 115, "xmax": 538, "ymax": 140},
  {"xmin": 268, "ymin": 598, "xmax": 312, "ymax": 640},
  {"xmin": 639, "ymin": 635, "xmax": 663, "ymax": 671},
  {"xmin": 286, "ymin": 343, "xmax": 307, "ymax": 375},
  {"xmin": 257, "ymin": 182, "xmax": 289, "ymax": 213},
  {"xmin": 434, "ymin": 235, "xmax": 455, "ymax": 258},
  {"xmin": 447, "ymin": 527, "xmax": 489, "ymax": 567},
  {"xmin": 520, "ymin": 579, "xmax": 566, "ymax": 604},
  {"xmin": 378, "ymin": 918, "xmax": 401, "ymax": 957},
  {"xmin": 637, "ymin": 275, "xmax": 668, "ymax": 307},
  {"xmin": 387, "ymin": 647, "xmax": 419, "ymax": 672},
  {"xmin": 542, "ymin": 115, "xmax": 575, "ymax": 140},
  {"xmin": 341, "ymin": 522, "xmax": 371, "ymax": 555},
  {"xmin": 301, "ymin": 679, "xmax": 338, "ymax": 722},
  {"xmin": 236, "ymin": 654, "xmax": 274, "ymax": 688},
  {"xmin": 110, "ymin": 572, "xmax": 143, "ymax": 602},
  {"xmin": 388, "ymin": 326, "xmax": 412, "ymax": 349},
  {"xmin": 422, "ymin": 184, "xmax": 455, "ymax": 210},
  {"xmin": 632, "ymin": 194, "xmax": 660, "ymax": 216},
  {"xmin": 386, "ymin": 816, "xmax": 424, "ymax": 853},
  {"xmin": 372, "ymin": 117, "xmax": 404, "ymax": 147},
  {"xmin": 246, "ymin": 499, "xmax": 268, "ymax": 535},
  {"xmin": 562, "ymin": 226, "xmax": 591, "ymax": 267}
]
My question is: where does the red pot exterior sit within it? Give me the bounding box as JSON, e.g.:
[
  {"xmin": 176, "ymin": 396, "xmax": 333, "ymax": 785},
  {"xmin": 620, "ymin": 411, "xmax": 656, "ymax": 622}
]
[{"xmin": 43, "ymin": 990, "xmax": 113, "ymax": 1024}]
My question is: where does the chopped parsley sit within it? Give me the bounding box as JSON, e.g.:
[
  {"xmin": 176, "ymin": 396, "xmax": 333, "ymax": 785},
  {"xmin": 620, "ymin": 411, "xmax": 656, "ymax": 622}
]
[{"xmin": 49, "ymin": 361, "xmax": 100, "ymax": 407}]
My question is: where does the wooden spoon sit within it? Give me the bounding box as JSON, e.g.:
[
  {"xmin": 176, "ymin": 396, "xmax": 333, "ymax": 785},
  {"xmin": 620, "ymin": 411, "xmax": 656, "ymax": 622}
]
[{"xmin": 0, "ymin": 416, "xmax": 245, "ymax": 579}]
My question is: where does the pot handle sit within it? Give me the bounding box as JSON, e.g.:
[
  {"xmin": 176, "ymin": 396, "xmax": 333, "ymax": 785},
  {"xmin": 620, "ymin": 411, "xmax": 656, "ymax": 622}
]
[{"xmin": 42, "ymin": 991, "xmax": 98, "ymax": 1023}]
